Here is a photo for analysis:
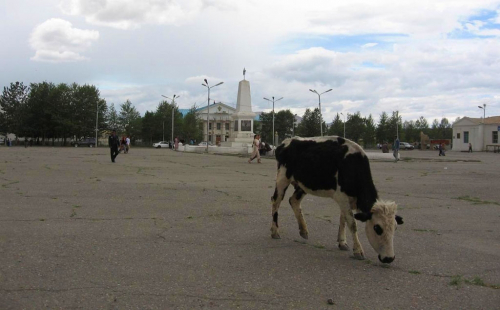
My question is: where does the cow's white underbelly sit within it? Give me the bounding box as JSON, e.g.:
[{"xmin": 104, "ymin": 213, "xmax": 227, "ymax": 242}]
[{"xmin": 295, "ymin": 180, "xmax": 336, "ymax": 198}]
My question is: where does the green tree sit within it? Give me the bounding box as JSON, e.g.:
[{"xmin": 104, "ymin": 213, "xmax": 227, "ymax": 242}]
[
  {"xmin": 327, "ymin": 113, "xmax": 344, "ymax": 136},
  {"xmin": 296, "ymin": 108, "xmax": 321, "ymax": 137},
  {"xmin": 344, "ymin": 112, "xmax": 365, "ymax": 143},
  {"xmin": 376, "ymin": 111, "xmax": 390, "ymax": 143},
  {"xmin": 363, "ymin": 114, "xmax": 376, "ymax": 147},
  {"xmin": 388, "ymin": 111, "xmax": 403, "ymax": 140},
  {"xmin": 182, "ymin": 105, "xmax": 203, "ymax": 143},
  {"xmin": 0, "ymin": 81, "xmax": 29, "ymax": 136},
  {"xmin": 119, "ymin": 99, "xmax": 142, "ymax": 139},
  {"xmin": 415, "ymin": 116, "xmax": 430, "ymax": 137},
  {"xmin": 107, "ymin": 104, "xmax": 120, "ymax": 131}
]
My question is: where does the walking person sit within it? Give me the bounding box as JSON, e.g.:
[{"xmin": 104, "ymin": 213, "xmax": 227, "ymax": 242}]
[
  {"xmin": 248, "ymin": 134, "xmax": 261, "ymax": 164},
  {"xmin": 174, "ymin": 137, "xmax": 179, "ymax": 151},
  {"xmin": 468, "ymin": 143, "xmax": 473, "ymax": 153},
  {"xmin": 109, "ymin": 130, "xmax": 120, "ymax": 163},
  {"xmin": 439, "ymin": 143, "xmax": 446, "ymax": 156},
  {"xmin": 393, "ymin": 135, "xmax": 400, "ymax": 163},
  {"xmin": 125, "ymin": 136, "xmax": 130, "ymax": 154}
]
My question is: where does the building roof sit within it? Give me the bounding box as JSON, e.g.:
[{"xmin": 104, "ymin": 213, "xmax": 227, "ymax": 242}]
[{"xmin": 465, "ymin": 116, "xmax": 500, "ymax": 125}]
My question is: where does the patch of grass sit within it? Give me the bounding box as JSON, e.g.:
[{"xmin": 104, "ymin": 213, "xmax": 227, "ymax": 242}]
[
  {"xmin": 39, "ymin": 219, "xmax": 45, "ymax": 221},
  {"xmin": 420, "ymin": 172, "xmax": 428, "ymax": 177},
  {"xmin": 70, "ymin": 209, "xmax": 77, "ymax": 218},
  {"xmin": 466, "ymin": 276, "xmax": 485, "ymax": 286},
  {"xmin": 450, "ymin": 275, "xmax": 499, "ymax": 289},
  {"xmin": 313, "ymin": 244, "xmax": 325, "ymax": 249},
  {"xmin": 385, "ymin": 177, "xmax": 393, "ymax": 181},
  {"xmin": 73, "ymin": 205, "xmax": 81, "ymax": 208},
  {"xmin": 293, "ymin": 239, "xmax": 306, "ymax": 244},
  {"xmin": 1, "ymin": 180, "xmax": 20, "ymax": 188},
  {"xmin": 450, "ymin": 275, "xmax": 463, "ymax": 286},
  {"xmin": 455, "ymin": 196, "xmax": 500, "ymax": 206},
  {"xmin": 187, "ymin": 216, "xmax": 193, "ymax": 219},
  {"xmin": 409, "ymin": 270, "xmax": 421, "ymax": 275}
]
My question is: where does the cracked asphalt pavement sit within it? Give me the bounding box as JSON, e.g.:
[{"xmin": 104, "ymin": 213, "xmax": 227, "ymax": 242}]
[{"xmin": 0, "ymin": 147, "xmax": 499, "ymax": 309}]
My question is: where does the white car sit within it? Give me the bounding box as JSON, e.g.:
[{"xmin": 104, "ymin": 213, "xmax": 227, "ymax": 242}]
[{"xmin": 153, "ymin": 141, "xmax": 170, "ymax": 148}]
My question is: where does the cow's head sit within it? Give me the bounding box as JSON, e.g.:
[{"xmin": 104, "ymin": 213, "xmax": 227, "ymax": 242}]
[{"xmin": 354, "ymin": 200, "xmax": 403, "ymax": 264}]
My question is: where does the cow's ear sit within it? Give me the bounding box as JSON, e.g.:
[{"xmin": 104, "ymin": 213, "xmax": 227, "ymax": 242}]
[
  {"xmin": 354, "ymin": 212, "xmax": 372, "ymax": 222},
  {"xmin": 395, "ymin": 215, "xmax": 404, "ymax": 225}
]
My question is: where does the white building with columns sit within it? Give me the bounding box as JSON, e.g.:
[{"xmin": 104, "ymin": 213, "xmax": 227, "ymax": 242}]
[{"xmin": 195, "ymin": 102, "xmax": 236, "ymax": 145}]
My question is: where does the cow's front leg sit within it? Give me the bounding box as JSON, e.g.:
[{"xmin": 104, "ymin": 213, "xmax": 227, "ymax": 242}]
[
  {"xmin": 343, "ymin": 209, "xmax": 364, "ymax": 260},
  {"xmin": 337, "ymin": 213, "xmax": 349, "ymax": 251},
  {"xmin": 271, "ymin": 168, "xmax": 290, "ymax": 239},
  {"xmin": 289, "ymin": 185, "xmax": 308, "ymax": 239}
]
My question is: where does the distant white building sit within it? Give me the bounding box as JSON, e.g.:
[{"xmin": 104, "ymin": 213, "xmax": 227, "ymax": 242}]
[
  {"xmin": 195, "ymin": 102, "xmax": 236, "ymax": 144},
  {"xmin": 452, "ymin": 116, "xmax": 500, "ymax": 151}
]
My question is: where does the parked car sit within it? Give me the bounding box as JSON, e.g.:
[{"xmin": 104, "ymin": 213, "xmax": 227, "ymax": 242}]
[
  {"xmin": 153, "ymin": 141, "xmax": 170, "ymax": 148},
  {"xmin": 71, "ymin": 138, "xmax": 96, "ymax": 147},
  {"xmin": 399, "ymin": 142, "xmax": 414, "ymax": 150},
  {"xmin": 0, "ymin": 137, "xmax": 4, "ymax": 145}
]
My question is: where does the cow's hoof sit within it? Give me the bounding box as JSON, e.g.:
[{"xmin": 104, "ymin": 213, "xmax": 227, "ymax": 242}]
[
  {"xmin": 299, "ymin": 231, "xmax": 309, "ymax": 240},
  {"xmin": 351, "ymin": 252, "xmax": 365, "ymax": 260},
  {"xmin": 338, "ymin": 243, "xmax": 349, "ymax": 251},
  {"xmin": 271, "ymin": 233, "xmax": 281, "ymax": 239}
]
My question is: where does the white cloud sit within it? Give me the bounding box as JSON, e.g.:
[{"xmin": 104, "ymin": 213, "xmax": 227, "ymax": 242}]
[
  {"xmin": 59, "ymin": 0, "xmax": 207, "ymax": 29},
  {"xmin": 29, "ymin": 18, "xmax": 99, "ymax": 62},
  {"xmin": 362, "ymin": 43, "xmax": 378, "ymax": 48}
]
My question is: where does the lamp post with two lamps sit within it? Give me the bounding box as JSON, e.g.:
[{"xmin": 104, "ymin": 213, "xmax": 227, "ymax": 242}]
[
  {"xmin": 478, "ymin": 104, "xmax": 486, "ymax": 122},
  {"xmin": 263, "ymin": 96, "xmax": 283, "ymax": 147},
  {"xmin": 309, "ymin": 89, "xmax": 332, "ymax": 136},
  {"xmin": 161, "ymin": 94, "xmax": 180, "ymax": 145},
  {"xmin": 202, "ymin": 79, "xmax": 224, "ymax": 152}
]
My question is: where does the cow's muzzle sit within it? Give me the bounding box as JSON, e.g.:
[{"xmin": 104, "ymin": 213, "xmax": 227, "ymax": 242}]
[{"xmin": 378, "ymin": 255, "xmax": 395, "ymax": 264}]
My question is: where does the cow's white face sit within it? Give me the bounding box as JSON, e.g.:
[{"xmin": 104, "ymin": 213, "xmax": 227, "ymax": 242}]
[{"xmin": 355, "ymin": 200, "xmax": 403, "ymax": 264}]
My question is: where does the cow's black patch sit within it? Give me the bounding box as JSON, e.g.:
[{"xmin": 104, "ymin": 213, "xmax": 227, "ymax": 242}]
[
  {"xmin": 374, "ymin": 224, "xmax": 383, "ymax": 235},
  {"xmin": 395, "ymin": 215, "xmax": 404, "ymax": 225},
  {"xmin": 281, "ymin": 185, "xmax": 289, "ymax": 200},
  {"xmin": 294, "ymin": 187, "xmax": 305, "ymax": 200},
  {"xmin": 271, "ymin": 188, "xmax": 278, "ymax": 202},
  {"xmin": 275, "ymin": 138, "xmax": 378, "ymax": 213},
  {"xmin": 273, "ymin": 212, "xmax": 278, "ymax": 226}
]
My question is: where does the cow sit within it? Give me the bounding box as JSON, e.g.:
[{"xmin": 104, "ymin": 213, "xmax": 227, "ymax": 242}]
[{"xmin": 270, "ymin": 136, "xmax": 404, "ymax": 264}]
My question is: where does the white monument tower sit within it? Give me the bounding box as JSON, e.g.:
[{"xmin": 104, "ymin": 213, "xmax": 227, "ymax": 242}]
[{"xmin": 222, "ymin": 68, "xmax": 256, "ymax": 147}]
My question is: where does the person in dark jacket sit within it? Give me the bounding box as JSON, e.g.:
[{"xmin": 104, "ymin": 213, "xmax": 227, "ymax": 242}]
[{"xmin": 109, "ymin": 130, "xmax": 120, "ymax": 162}]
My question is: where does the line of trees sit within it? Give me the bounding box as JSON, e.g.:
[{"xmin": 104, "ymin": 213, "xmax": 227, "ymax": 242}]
[
  {"xmin": 257, "ymin": 108, "xmax": 454, "ymax": 147},
  {"xmin": 1, "ymin": 81, "xmax": 453, "ymax": 147},
  {"xmin": 0, "ymin": 82, "xmax": 203, "ymax": 145}
]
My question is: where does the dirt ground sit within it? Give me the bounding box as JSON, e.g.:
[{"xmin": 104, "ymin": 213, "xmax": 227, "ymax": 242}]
[{"xmin": 0, "ymin": 146, "xmax": 499, "ymax": 309}]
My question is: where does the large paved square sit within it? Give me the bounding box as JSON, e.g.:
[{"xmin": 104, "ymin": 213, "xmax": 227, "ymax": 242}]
[{"xmin": 0, "ymin": 147, "xmax": 499, "ymax": 309}]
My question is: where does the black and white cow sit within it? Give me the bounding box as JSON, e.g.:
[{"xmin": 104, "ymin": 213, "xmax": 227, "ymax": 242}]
[{"xmin": 271, "ymin": 136, "xmax": 404, "ymax": 263}]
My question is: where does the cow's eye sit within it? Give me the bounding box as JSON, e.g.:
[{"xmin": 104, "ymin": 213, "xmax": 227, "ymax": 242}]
[{"xmin": 374, "ymin": 225, "xmax": 383, "ymax": 235}]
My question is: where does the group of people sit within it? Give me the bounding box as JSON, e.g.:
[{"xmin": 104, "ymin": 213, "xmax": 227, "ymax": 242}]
[{"xmin": 108, "ymin": 130, "xmax": 130, "ymax": 163}]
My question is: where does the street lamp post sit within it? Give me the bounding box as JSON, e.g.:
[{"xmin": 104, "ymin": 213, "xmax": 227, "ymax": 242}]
[
  {"xmin": 263, "ymin": 96, "xmax": 283, "ymax": 146},
  {"xmin": 202, "ymin": 79, "xmax": 224, "ymax": 152},
  {"xmin": 478, "ymin": 104, "xmax": 486, "ymax": 122},
  {"xmin": 162, "ymin": 94, "xmax": 180, "ymax": 145},
  {"xmin": 95, "ymin": 101, "xmax": 98, "ymax": 148},
  {"xmin": 309, "ymin": 89, "xmax": 332, "ymax": 136},
  {"xmin": 340, "ymin": 112, "xmax": 346, "ymax": 138}
]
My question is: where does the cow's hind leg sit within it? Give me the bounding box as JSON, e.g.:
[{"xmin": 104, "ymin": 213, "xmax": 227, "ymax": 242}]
[
  {"xmin": 337, "ymin": 213, "xmax": 349, "ymax": 251},
  {"xmin": 271, "ymin": 168, "xmax": 290, "ymax": 239},
  {"xmin": 289, "ymin": 185, "xmax": 308, "ymax": 239}
]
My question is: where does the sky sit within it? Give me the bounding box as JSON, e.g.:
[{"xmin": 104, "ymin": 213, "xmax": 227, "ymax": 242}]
[{"xmin": 2, "ymin": 0, "xmax": 500, "ymax": 124}]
